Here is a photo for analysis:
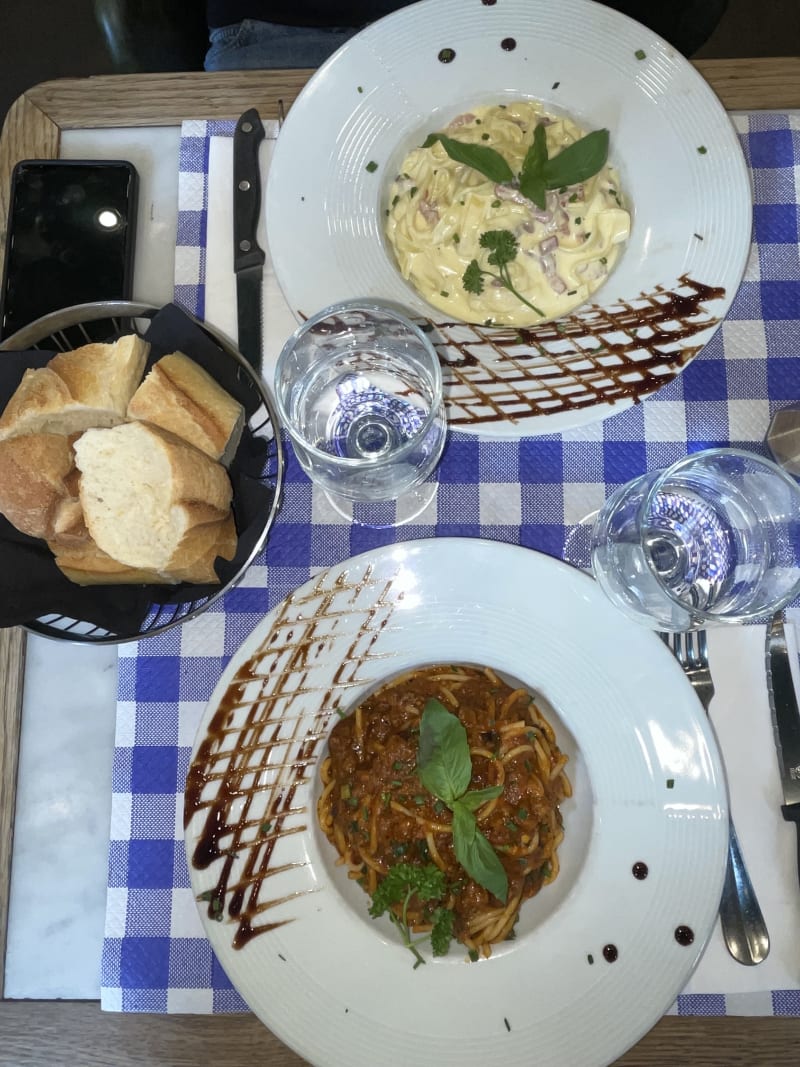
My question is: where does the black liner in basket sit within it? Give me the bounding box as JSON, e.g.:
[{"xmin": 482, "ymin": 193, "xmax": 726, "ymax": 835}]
[{"xmin": 0, "ymin": 303, "xmax": 283, "ymax": 642}]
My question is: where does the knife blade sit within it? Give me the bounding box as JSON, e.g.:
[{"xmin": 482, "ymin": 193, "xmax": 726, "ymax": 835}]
[
  {"xmin": 233, "ymin": 107, "xmax": 265, "ymax": 371},
  {"xmin": 766, "ymin": 612, "xmax": 800, "ymax": 887}
]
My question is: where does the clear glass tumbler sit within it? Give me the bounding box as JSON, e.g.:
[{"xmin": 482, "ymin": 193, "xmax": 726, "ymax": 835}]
[
  {"xmin": 275, "ymin": 300, "xmax": 447, "ymax": 522},
  {"xmin": 590, "ymin": 448, "xmax": 800, "ymax": 630}
]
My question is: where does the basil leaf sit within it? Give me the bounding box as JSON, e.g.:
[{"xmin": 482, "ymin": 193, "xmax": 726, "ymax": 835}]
[
  {"xmin": 457, "ymin": 785, "xmax": 504, "ymax": 812},
  {"xmin": 520, "ymin": 123, "xmax": 548, "ymax": 183},
  {"xmin": 518, "ymin": 172, "xmax": 546, "ymax": 210},
  {"xmin": 417, "ymin": 699, "xmax": 472, "ymax": 804},
  {"xmin": 422, "ymin": 133, "xmax": 514, "ymax": 184},
  {"xmin": 518, "ymin": 124, "xmax": 549, "ymax": 209},
  {"xmin": 543, "ymin": 128, "xmax": 609, "ymax": 190},
  {"xmin": 452, "ymin": 801, "xmax": 509, "ymax": 902}
]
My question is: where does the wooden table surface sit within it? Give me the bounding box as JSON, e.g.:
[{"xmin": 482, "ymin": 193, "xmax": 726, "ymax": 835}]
[{"xmin": 1, "ymin": 60, "xmax": 800, "ymax": 1067}]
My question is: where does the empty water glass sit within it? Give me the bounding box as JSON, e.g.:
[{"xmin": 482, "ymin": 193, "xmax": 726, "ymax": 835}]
[
  {"xmin": 275, "ymin": 301, "xmax": 447, "ymax": 523},
  {"xmin": 590, "ymin": 448, "xmax": 800, "ymax": 630}
]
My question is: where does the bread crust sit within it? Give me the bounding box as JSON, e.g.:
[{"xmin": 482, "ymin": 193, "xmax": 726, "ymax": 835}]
[
  {"xmin": 127, "ymin": 351, "xmax": 244, "ymax": 465},
  {"xmin": 50, "ymin": 513, "xmax": 237, "ymax": 586},
  {"xmin": 0, "ymin": 335, "xmax": 149, "ymax": 440},
  {"xmin": 0, "ymin": 433, "xmax": 76, "ymax": 539}
]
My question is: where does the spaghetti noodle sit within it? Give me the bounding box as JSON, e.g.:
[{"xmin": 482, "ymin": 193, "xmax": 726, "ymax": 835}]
[{"xmin": 318, "ymin": 664, "xmax": 571, "ymax": 958}]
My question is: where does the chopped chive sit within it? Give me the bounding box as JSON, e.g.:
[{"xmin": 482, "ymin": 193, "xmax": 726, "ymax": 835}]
[
  {"xmin": 491, "ymin": 198, "xmax": 501, "ymax": 208},
  {"xmin": 481, "ymin": 133, "xmax": 490, "ymax": 141},
  {"xmin": 365, "ymin": 160, "xmax": 378, "ymax": 173},
  {"xmin": 666, "ymin": 778, "xmax": 675, "ymax": 789},
  {"xmin": 697, "ymin": 145, "xmax": 707, "ymax": 154},
  {"xmin": 635, "ymin": 48, "xmax": 646, "ymax": 60},
  {"xmin": 440, "ymin": 290, "xmax": 449, "ymax": 297},
  {"xmin": 587, "ymin": 953, "xmax": 594, "ymax": 964},
  {"xmin": 357, "ymin": 85, "xmax": 363, "ymax": 93},
  {"xmin": 468, "ymin": 949, "xmax": 479, "ymax": 961},
  {"xmin": 260, "ymin": 821, "xmax": 272, "ymax": 833},
  {"xmin": 409, "ymin": 186, "xmax": 418, "ymax": 196},
  {"xmin": 392, "ymin": 760, "xmax": 404, "ymax": 771}
]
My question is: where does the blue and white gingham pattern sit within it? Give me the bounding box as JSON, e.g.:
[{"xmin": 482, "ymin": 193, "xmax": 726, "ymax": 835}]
[{"xmin": 101, "ymin": 113, "xmax": 800, "ymax": 1015}]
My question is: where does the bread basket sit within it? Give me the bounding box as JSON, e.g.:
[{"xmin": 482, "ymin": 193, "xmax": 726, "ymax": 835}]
[{"xmin": 0, "ymin": 301, "xmax": 284, "ymax": 643}]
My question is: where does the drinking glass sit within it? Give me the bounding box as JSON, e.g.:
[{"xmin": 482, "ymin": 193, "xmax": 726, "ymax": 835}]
[
  {"xmin": 275, "ymin": 300, "xmax": 447, "ymax": 524},
  {"xmin": 590, "ymin": 448, "xmax": 800, "ymax": 630}
]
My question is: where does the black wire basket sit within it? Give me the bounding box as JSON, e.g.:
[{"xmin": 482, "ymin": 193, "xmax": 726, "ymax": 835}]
[{"xmin": 0, "ymin": 301, "xmax": 284, "ymax": 643}]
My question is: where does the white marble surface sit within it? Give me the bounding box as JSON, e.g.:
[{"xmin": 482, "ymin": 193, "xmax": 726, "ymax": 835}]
[
  {"xmin": 3, "ymin": 126, "xmax": 180, "ymax": 999},
  {"xmin": 4, "ymin": 638, "xmax": 118, "ymax": 998}
]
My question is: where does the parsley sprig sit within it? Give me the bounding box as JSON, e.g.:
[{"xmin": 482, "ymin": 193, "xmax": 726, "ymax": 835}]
[
  {"xmin": 424, "ymin": 123, "xmax": 609, "ymax": 210},
  {"xmin": 463, "ymin": 231, "xmax": 544, "ymax": 318},
  {"xmin": 369, "ymin": 863, "xmax": 454, "ymax": 968},
  {"xmin": 417, "ymin": 699, "xmax": 508, "ymax": 902}
]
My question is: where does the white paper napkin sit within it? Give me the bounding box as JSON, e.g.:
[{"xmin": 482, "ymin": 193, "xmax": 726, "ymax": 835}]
[{"xmin": 679, "ymin": 617, "xmax": 800, "ymax": 996}]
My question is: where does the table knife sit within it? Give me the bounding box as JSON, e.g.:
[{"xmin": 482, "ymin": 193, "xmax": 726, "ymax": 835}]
[
  {"xmin": 233, "ymin": 107, "xmax": 265, "ymax": 371},
  {"xmin": 766, "ymin": 613, "xmax": 800, "ymax": 888}
]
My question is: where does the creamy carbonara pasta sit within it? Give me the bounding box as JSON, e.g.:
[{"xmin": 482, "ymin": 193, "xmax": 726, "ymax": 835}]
[{"xmin": 385, "ymin": 100, "xmax": 630, "ymax": 326}]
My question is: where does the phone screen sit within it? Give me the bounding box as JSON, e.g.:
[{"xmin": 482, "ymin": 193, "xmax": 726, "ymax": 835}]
[{"xmin": 0, "ymin": 160, "xmax": 138, "ymax": 340}]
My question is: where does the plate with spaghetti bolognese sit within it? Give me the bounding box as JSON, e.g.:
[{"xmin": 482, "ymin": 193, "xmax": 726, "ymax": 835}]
[{"xmin": 184, "ymin": 538, "xmax": 728, "ymax": 1067}]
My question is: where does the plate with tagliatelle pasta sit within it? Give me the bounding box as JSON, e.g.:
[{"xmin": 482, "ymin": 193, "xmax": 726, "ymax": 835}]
[
  {"xmin": 266, "ymin": 0, "xmax": 751, "ymax": 437},
  {"xmin": 184, "ymin": 538, "xmax": 728, "ymax": 1067}
]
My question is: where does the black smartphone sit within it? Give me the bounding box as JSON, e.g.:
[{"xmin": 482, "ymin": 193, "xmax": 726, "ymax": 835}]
[{"xmin": 0, "ymin": 159, "xmax": 138, "ymax": 340}]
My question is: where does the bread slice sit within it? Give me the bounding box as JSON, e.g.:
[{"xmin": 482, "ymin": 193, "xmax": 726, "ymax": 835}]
[
  {"xmin": 0, "ymin": 433, "xmax": 77, "ymax": 540},
  {"xmin": 73, "ymin": 421, "xmax": 233, "ymax": 571},
  {"xmin": 50, "ymin": 514, "xmax": 237, "ymax": 586},
  {"xmin": 127, "ymin": 351, "xmax": 244, "ymax": 466},
  {"xmin": 0, "ymin": 334, "xmax": 149, "ymax": 440},
  {"xmin": 49, "ymin": 539, "xmax": 173, "ymax": 586}
]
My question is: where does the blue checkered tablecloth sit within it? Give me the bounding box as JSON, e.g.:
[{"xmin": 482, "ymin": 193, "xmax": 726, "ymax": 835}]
[{"xmin": 101, "ymin": 112, "xmax": 800, "ymax": 1017}]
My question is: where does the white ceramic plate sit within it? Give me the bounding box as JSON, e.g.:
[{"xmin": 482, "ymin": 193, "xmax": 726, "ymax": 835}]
[
  {"xmin": 185, "ymin": 538, "xmax": 728, "ymax": 1067},
  {"xmin": 266, "ymin": 0, "xmax": 751, "ymax": 437}
]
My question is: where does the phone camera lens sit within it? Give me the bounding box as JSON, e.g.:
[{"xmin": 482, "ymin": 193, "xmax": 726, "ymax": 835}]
[{"xmin": 96, "ymin": 208, "xmax": 122, "ymax": 230}]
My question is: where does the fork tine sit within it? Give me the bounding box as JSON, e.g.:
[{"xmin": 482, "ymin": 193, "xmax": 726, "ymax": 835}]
[
  {"xmin": 696, "ymin": 629, "xmax": 709, "ymax": 666},
  {"xmin": 685, "ymin": 630, "xmax": 698, "ymax": 666},
  {"xmin": 671, "ymin": 631, "xmax": 685, "ymax": 664}
]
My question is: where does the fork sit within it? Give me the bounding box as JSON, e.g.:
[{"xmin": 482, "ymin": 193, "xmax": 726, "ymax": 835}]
[{"xmin": 662, "ymin": 630, "xmax": 770, "ymax": 966}]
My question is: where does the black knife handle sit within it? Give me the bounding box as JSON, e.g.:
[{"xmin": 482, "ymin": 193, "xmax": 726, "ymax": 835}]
[
  {"xmin": 233, "ymin": 108, "xmax": 266, "ymax": 272},
  {"xmin": 781, "ymin": 803, "xmax": 800, "ymax": 890}
]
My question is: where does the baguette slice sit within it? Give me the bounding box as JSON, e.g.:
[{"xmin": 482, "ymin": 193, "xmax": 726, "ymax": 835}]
[
  {"xmin": 0, "ymin": 334, "xmax": 149, "ymax": 440},
  {"xmin": 50, "ymin": 514, "xmax": 237, "ymax": 586},
  {"xmin": 0, "ymin": 433, "xmax": 76, "ymax": 540},
  {"xmin": 74, "ymin": 421, "xmax": 233, "ymax": 571},
  {"xmin": 127, "ymin": 351, "xmax": 244, "ymax": 466}
]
